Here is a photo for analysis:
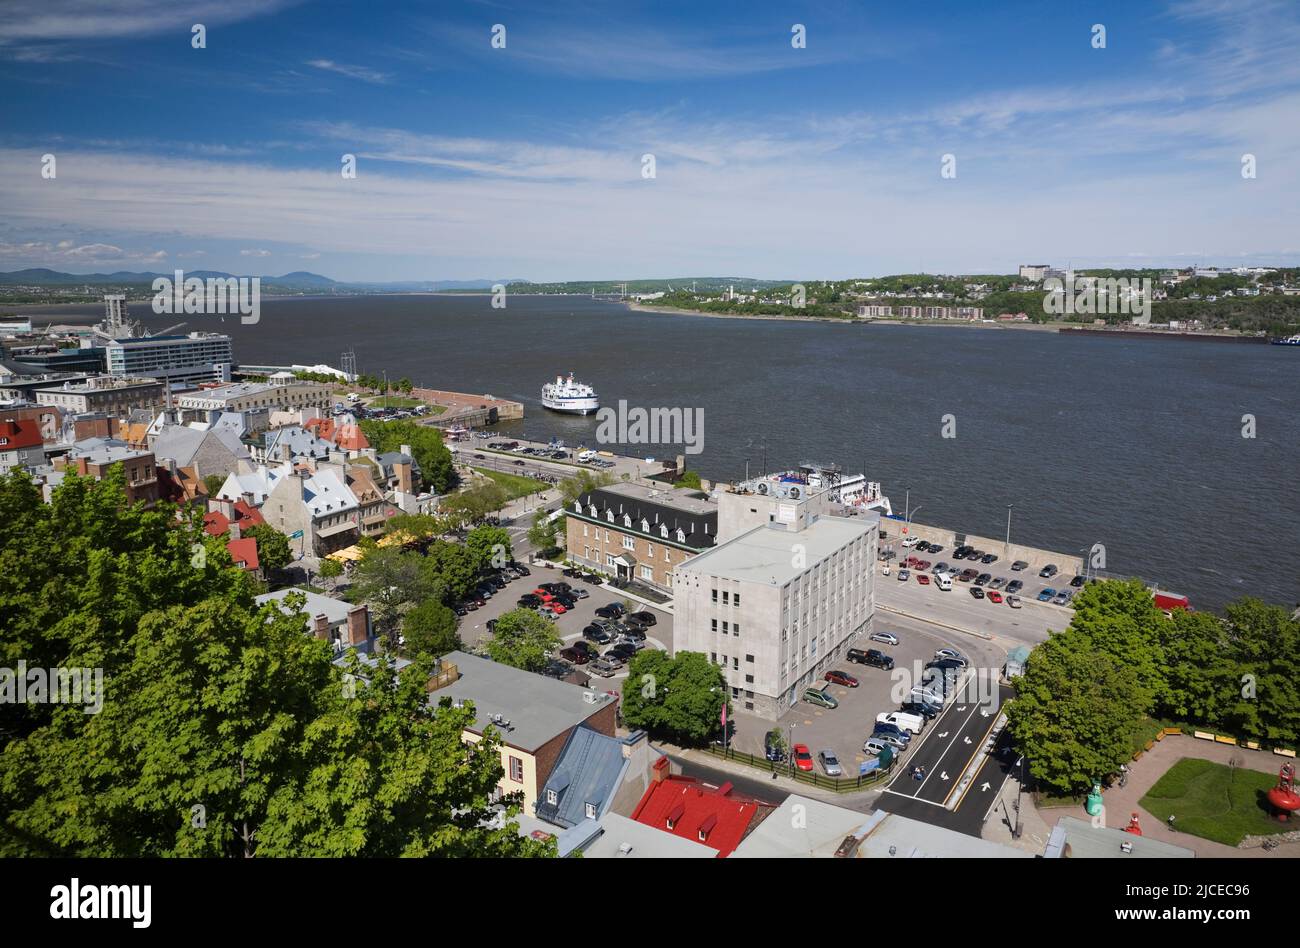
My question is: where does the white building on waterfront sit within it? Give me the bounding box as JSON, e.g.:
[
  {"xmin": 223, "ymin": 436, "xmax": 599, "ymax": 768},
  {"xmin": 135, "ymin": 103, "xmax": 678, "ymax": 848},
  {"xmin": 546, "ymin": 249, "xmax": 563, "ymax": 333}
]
[
  {"xmin": 104, "ymin": 332, "xmax": 234, "ymax": 387},
  {"xmin": 674, "ymin": 476, "xmax": 879, "ymax": 720}
]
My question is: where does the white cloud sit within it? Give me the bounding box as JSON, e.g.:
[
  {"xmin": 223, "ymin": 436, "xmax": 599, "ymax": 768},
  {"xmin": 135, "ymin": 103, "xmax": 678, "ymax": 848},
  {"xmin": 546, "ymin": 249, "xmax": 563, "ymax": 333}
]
[
  {"xmin": 240, "ymin": 248, "xmax": 272, "ymax": 257},
  {"xmin": 306, "ymin": 59, "xmax": 390, "ymax": 84}
]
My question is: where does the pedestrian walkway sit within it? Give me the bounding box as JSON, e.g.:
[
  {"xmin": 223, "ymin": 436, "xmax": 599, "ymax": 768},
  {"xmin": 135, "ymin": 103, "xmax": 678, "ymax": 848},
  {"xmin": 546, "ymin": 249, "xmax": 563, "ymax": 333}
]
[{"xmin": 983, "ymin": 734, "xmax": 1300, "ymax": 858}]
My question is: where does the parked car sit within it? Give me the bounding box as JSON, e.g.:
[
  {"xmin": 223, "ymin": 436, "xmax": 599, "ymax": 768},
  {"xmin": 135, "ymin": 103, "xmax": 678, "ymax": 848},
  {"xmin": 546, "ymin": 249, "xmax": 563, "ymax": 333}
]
[
  {"xmin": 1006, "ymin": 579, "xmax": 1024, "ymax": 593},
  {"xmin": 1011, "ymin": 560, "xmax": 1029, "ymax": 571},
  {"xmin": 877, "ymin": 711, "xmax": 925, "ymax": 734},
  {"xmin": 1069, "ymin": 575, "xmax": 1086, "ymax": 588},
  {"xmin": 926, "ymin": 658, "xmax": 965, "ymax": 674},
  {"xmin": 959, "ymin": 569, "xmax": 978, "ymax": 582},
  {"xmin": 900, "ymin": 700, "xmax": 941, "ymax": 719},
  {"xmin": 587, "ymin": 660, "xmax": 618, "ymax": 678},
  {"xmin": 619, "ymin": 627, "xmax": 648, "ymax": 642},
  {"xmin": 869, "ymin": 631, "xmax": 900, "ymax": 646},
  {"xmin": 981, "ymin": 553, "xmax": 999, "ymax": 565},
  {"xmin": 628, "ymin": 611, "xmax": 657, "ymax": 626},
  {"xmin": 988, "ymin": 577, "xmax": 1006, "ymax": 589},
  {"xmin": 932, "ymin": 562, "xmax": 950, "ymax": 575},
  {"xmin": 1037, "ymin": 587, "xmax": 1057, "ymax": 602},
  {"xmin": 870, "ymin": 730, "xmax": 910, "ymax": 751},
  {"xmin": 916, "ymin": 574, "xmax": 931, "ymax": 585},
  {"xmin": 927, "ymin": 545, "xmax": 944, "ymax": 555},
  {"xmin": 824, "ymin": 669, "xmax": 860, "ymax": 688},
  {"xmin": 975, "ymin": 573, "xmax": 991, "ymax": 586},
  {"xmin": 792, "ymin": 744, "xmax": 814, "ymax": 772},
  {"xmin": 818, "ymin": 750, "xmax": 843, "ymax": 776},
  {"xmin": 1039, "ymin": 564, "xmax": 1059, "ymax": 578},
  {"xmin": 1007, "ymin": 595, "xmax": 1022, "ymax": 609},
  {"xmin": 857, "ymin": 648, "xmax": 894, "ymax": 670},
  {"xmin": 863, "ymin": 738, "xmax": 896, "ymax": 757},
  {"xmin": 765, "ymin": 733, "xmax": 787, "ymax": 762},
  {"xmin": 583, "ymin": 625, "xmax": 612, "ymax": 644},
  {"xmin": 1053, "ymin": 591, "xmax": 1072, "ymax": 606},
  {"xmin": 802, "ymin": 687, "xmax": 839, "ymax": 710},
  {"xmin": 559, "ymin": 646, "xmax": 589, "ymax": 665},
  {"xmin": 570, "ymin": 641, "xmax": 598, "ymax": 659},
  {"xmin": 987, "ymin": 590, "xmax": 1004, "ymax": 604},
  {"xmin": 606, "ymin": 644, "xmax": 637, "ymax": 661},
  {"xmin": 897, "ymin": 568, "xmax": 910, "ymax": 582},
  {"xmin": 933, "ymin": 648, "xmax": 968, "ymax": 664},
  {"xmin": 571, "ymin": 587, "xmax": 590, "ymax": 599},
  {"xmin": 970, "ymin": 586, "xmax": 985, "ymax": 599}
]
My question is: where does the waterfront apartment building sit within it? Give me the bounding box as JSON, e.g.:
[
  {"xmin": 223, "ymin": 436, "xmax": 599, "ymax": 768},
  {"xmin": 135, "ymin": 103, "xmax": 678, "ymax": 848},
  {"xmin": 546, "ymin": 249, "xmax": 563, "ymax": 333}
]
[
  {"xmin": 675, "ymin": 479, "xmax": 878, "ymax": 720},
  {"xmin": 104, "ymin": 332, "xmax": 234, "ymax": 387},
  {"xmin": 857, "ymin": 304, "xmax": 894, "ymax": 318},
  {"xmin": 565, "ymin": 482, "xmax": 718, "ymax": 592},
  {"xmin": 34, "ymin": 375, "xmax": 166, "ymax": 415}
]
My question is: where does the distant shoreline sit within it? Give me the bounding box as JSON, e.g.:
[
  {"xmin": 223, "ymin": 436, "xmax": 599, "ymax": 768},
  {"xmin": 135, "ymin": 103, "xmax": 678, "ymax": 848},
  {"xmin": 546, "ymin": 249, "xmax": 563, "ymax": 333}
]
[{"xmin": 626, "ymin": 301, "xmax": 1061, "ymax": 332}]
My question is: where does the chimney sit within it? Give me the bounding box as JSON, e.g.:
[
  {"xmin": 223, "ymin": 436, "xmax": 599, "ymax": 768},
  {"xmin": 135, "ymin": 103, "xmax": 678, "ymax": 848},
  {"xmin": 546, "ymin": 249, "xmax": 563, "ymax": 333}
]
[
  {"xmin": 311, "ymin": 613, "xmax": 330, "ymax": 640},
  {"xmin": 395, "ymin": 459, "xmax": 413, "ymax": 493},
  {"xmin": 651, "ymin": 756, "xmax": 670, "ymax": 783},
  {"xmin": 280, "ymin": 440, "xmax": 292, "ymax": 462},
  {"xmin": 346, "ymin": 604, "xmax": 369, "ymax": 645}
]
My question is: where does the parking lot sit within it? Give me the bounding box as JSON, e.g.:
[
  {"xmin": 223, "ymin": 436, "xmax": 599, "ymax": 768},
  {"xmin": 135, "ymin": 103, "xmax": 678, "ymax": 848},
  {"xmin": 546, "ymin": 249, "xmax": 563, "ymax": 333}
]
[
  {"xmin": 720, "ymin": 614, "xmax": 1008, "ymax": 784},
  {"xmin": 456, "ymin": 562, "xmax": 675, "ymax": 684}
]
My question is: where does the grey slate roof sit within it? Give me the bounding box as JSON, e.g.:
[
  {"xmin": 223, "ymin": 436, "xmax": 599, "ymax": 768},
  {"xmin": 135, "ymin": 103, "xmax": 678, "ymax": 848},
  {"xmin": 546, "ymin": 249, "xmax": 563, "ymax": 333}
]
[
  {"xmin": 432, "ymin": 651, "xmax": 616, "ymax": 753},
  {"xmin": 534, "ymin": 724, "xmax": 629, "ymax": 828}
]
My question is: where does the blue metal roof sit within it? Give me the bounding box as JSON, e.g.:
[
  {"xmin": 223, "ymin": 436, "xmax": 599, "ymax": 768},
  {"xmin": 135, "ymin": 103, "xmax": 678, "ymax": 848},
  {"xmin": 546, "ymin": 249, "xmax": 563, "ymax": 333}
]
[{"xmin": 534, "ymin": 725, "xmax": 629, "ymax": 829}]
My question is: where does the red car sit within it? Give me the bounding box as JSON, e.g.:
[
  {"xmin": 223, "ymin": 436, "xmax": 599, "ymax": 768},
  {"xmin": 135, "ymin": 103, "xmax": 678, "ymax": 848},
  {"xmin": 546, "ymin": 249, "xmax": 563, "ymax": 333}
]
[
  {"xmin": 533, "ymin": 590, "xmax": 554, "ymax": 603},
  {"xmin": 793, "ymin": 744, "xmax": 814, "ymax": 772},
  {"xmin": 824, "ymin": 669, "xmax": 860, "ymax": 688},
  {"xmin": 916, "ymin": 560, "xmax": 931, "ymax": 570},
  {"xmin": 916, "ymin": 574, "xmax": 931, "ymax": 585},
  {"xmin": 987, "ymin": 590, "xmax": 1003, "ymax": 604}
]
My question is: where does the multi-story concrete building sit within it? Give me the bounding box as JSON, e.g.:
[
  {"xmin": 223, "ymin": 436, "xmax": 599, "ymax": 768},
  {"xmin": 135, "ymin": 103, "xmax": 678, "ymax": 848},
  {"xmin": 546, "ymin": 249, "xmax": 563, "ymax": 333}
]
[
  {"xmin": 675, "ymin": 475, "xmax": 878, "ymax": 720},
  {"xmin": 177, "ymin": 375, "xmax": 331, "ymax": 425},
  {"xmin": 34, "ymin": 375, "xmax": 165, "ymax": 415},
  {"xmin": 565, "ymin": 481, "xmax": 718, "ymax": 592},
  {"xmin": 104, "ymin": 332, "xmax": 234, "ymax": 387}
]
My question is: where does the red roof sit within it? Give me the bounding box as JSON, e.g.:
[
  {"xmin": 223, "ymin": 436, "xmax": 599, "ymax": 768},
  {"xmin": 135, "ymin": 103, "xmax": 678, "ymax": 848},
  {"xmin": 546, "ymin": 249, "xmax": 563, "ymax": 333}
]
[
  {"xmin": 0, "ymin": 418, "xmax": 43, "ymax": 451},
  {"xmin": 203, "ymin": 511, "xmax": 231, "ymax": 536},
  {"xmin": 231, "ymin": 499, "xmax": 265, "ymax": 527},
  {"xmin": 333, "ymin": 422, "xmax": 369, "ymax": 452},
  {"xmin": 226, "ymin": 536, "xmax": 260, "ymax": 572},
  {"xmin": 630, "ymin": 775, "xmax": 761, "ymax": 857}
]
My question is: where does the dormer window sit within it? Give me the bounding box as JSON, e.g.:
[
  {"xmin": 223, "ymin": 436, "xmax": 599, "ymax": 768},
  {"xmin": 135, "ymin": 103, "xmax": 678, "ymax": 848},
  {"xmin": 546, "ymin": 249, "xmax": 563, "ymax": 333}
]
[
  {"xmin": 641, "ymin": 518, "xmax": 649, "ymax": 533},
  {"xmin": 585, "ymin": 802, "xmax": 597, "ymax": 819},
  {"xmin": 623, "ymin": 514, "xmax": 631, "ymax": 528},
  {"xmin": 606, "ymin": 510, "xmax": 614, "ymax": 522},
  {"xmin": 676, "ymin": 528, "xmax": 685, "ymax": 543},
  {"xmin": 660, "ymin": 524, "xmax": 668, "ymax": 538},
  {"xmin": 574, "ymin": 500, "xmax": 582, "ymax": 512},
  {"xmin": 589, "ymin": 504, "xmax": 597, "ymax": 517},
  {"xmin": 546, "ymin": 789, "xmax": 558, "ymax": 806}
]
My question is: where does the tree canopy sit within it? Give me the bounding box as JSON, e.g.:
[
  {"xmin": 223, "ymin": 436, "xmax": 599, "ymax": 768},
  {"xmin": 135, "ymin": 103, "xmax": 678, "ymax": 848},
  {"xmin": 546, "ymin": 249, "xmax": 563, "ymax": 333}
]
[
  {"xmin": 482, "ymin": 609, "xmax": 561, "ymax": 673},
  {"xmin": 620, "ymin": 651, "xmax": 729, "ymax": 745},
  {"xmin": 358, "ymin": 419, "xmax": 455, "ymax": 494}
]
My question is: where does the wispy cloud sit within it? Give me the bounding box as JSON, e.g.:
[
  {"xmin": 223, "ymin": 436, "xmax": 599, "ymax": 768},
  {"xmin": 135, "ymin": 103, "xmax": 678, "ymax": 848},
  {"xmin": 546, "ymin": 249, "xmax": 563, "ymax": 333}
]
[
  {"xmin": 306, "ymin": 58, "xmax": 391, "ymax": 84},
  {"xmin": 0, "ymin": 0, "xmax": 297, "ymax": 51}
]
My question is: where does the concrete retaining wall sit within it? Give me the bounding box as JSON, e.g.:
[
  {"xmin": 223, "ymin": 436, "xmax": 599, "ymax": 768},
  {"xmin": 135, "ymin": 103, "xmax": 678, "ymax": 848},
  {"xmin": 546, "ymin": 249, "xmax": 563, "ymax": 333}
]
[{"xmin": 878, "ymin": 517, "xmax": 1084, "ymax": 577}]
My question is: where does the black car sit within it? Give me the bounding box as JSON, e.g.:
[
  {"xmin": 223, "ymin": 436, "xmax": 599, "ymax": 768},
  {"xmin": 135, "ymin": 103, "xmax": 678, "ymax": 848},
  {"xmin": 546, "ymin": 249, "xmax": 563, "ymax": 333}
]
[
  {"xmin": 900, "ymin": 700, "xmax": 941, "ymax": 719},
  {"xmin": 975, "ymin": 573, "xmax": 991, "ymax": 586},
  {"xmin": 928, "ymin": 545, "xmax": 944, "ymax": 555},
  {"xmin": 581, "ymin": 573, "xmax": 604, "ymax": 584},
  {"xmin": 554, "ymin": 596, "xmax": 578, "ymax": 609},
  {"xmin": 926, "ymin": 658, "xmax": 965, "ymax": 673},
  {"xmin": 1006, "ymin": 580, "xmax": 1024, "ymax": 593},
  {"xmin": 563, "ymin": 568, "xmax": 583, "ymax": 578},
  {"xmin": 517, "ymin": 594, "xmax": 541, "ymax": 608},
  {"xmin": 619, "ymin": 627, "xmax": 647, "ymax": 642},
  {"xmin": 628, "ymin": 611, "xmax": 657, "ymax": 627},
  {"xmin": 511, "ymin": 563, "xmax": 531, "ymax": 577},
  {"xmin": 764, "ymin": 733, "xmax": 787, "ymax": 763},
  {"xmin": 1070, "ymin": 575, "xmax": 1086, "ymax": 588},
  {"xmin": 981, "ymin": 553, "xmax": 998, "ymax": 565},
  {"xmin": 582, "ymin": 625, "xmax": 612, "ymax": 644},
  {"xmin": 970, "ymin": 586, "xmax": 985, "ymax": 599},
  {"xmin": 594, "ymin": 603, "xmax": 625, "ymax": 619},
  {"xmin": 1039, "ymin": 564, "xmax": 1059, "ymax": 578},
  {"xmin": 606, "ymin": 644, "xmax": 638, "ymax": 661},
  {"xmin": 571, "ymin": 641, "xmax": 597, "ymax": 659},
  {"xmin": 1010, "ymin": 560, "xmax": 1029, "ymax": 571},
  {"xmin": 847, "ymin": 648, "xmax": 894, "ymax": 670}
]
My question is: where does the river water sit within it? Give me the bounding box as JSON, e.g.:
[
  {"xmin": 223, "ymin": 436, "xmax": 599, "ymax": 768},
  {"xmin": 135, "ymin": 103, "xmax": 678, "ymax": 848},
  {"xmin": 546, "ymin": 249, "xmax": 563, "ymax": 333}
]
[{"xmin": 26, "ymin": 294, "xmax": 1300, "ymax": 612}]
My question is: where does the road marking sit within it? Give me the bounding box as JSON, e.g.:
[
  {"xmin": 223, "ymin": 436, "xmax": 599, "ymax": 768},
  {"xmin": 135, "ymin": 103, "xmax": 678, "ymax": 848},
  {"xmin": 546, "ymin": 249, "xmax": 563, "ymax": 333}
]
[
  {"xmin": 980, "ymin": 781, "xmax": 991, "ymax": 792},
  {"xmin": 944, "ymin": 707, "xmax": 1004, "ymax": 809},
  {"xmin": 881, "ymin": 788, "xmax": 949, "ymax": 808}
]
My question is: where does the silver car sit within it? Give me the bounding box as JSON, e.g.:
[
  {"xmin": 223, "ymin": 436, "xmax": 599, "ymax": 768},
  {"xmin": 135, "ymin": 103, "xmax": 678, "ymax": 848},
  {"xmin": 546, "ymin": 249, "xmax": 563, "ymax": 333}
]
[
  {"xmin": 818, "ymin": 750, "xmax": 843, "ymax": 776},
  {"xmin": 869, "ymin": 631, "xmax": 900, "ymax": 646}
]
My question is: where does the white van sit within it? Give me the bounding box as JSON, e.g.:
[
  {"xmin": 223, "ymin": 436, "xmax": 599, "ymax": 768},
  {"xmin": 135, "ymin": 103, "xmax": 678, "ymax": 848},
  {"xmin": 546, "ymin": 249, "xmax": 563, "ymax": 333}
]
[
  {"xmin": 935, "ymin": 573, "xmax": 953, "ymax": 591},
  {"xmin": 578, "ymin": 450, "xmax": 596, "ymax": 462},
  {"xmin": 877, "ymin": 711, "xmax": 925, "ymax": 734}
]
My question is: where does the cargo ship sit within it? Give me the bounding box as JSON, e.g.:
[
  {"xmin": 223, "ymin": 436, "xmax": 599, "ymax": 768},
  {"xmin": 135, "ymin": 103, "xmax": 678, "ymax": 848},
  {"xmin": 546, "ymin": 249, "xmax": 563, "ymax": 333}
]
[{"xmin": 1270, "ymin": 334, "xmax": 1300, "ymax": 346}]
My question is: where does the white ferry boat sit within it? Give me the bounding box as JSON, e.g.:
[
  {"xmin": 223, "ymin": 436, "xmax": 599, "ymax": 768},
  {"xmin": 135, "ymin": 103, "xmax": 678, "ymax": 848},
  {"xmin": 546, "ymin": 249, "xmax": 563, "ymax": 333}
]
[{"xmin": 541, "ymin": 373, "xmax": 599, "ymax": 414}]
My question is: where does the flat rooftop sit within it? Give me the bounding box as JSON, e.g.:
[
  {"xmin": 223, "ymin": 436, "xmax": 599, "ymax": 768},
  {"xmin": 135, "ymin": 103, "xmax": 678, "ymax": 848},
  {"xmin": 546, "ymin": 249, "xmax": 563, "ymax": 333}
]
[
  {"xmin": 676, "ymin": 514, "xmax": 876, "ymax": 586},
  {"xmin": 596, "ymin": 480, "xmax": 717, "ymax": 516}
]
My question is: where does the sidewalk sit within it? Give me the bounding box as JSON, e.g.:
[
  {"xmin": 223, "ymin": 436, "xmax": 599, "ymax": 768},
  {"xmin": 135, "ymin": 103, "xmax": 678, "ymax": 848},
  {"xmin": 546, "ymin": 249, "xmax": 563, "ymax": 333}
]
[{"xmin": 983, "ymin": 735, "xmax": 1300, "ymax": 858}]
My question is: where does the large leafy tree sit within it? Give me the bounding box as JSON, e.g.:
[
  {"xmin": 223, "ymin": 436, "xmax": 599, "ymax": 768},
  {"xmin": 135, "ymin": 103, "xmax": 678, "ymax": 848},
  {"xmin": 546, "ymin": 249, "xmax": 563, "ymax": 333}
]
[
  {"xmin": 620, "ymin": 651, "xmax": 729, "ymax": 745},
  {"xmin": 466, "ymin": 524, "xmax": 512, "ymax": 572},
  {"xmin": 442, "ymin": 481, "xmax": 508, "ymax": 528},
  {"xmin": 482, "ymin": 609, "xmax": 560, "ymax": 673},
  {"xmin": 528, "ymin": 509, "xmax": 560, "ymax": 557},
  {"xmin": 424, "ymin": 539, "xmax": 479, "ymax": 603},
  {"xmin": 559, "ymin": 469, "xmax": 615, "ymax": 507},
  {"xmin": 349, "ymin": 546, "xmax": 440, "ymax": 638},
  {"xmin": 242, "ymin": 522, "xmax": 292, "ymax": 575},
  {"xmin": 1005, "ymin": 630, "xmax": 1151, "ymax": 796},
  {"xmin": 0, "ymin": 469, "xmax": 545, "ymax": 857},
  {"xmin": 402, "ymin": 600, "xmax": 461, "ymax": 659}
]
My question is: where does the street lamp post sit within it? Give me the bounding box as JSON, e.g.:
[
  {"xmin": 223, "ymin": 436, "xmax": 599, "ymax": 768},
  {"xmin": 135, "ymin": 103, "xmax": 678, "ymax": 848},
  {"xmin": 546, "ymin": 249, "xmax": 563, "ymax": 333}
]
[
  {"xmin": 1005, "ymin": 504, "xmax": 1013, "ymax": 555},
  {"xmin": 1013, "ymin": 755, "xmax": 1025, "ymax": 839}
]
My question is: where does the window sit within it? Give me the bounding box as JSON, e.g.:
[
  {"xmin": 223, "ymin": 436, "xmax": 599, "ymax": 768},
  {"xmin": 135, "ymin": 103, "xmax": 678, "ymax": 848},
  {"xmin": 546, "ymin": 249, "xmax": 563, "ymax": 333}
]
[
  {"xmin": 722, "ymin": 621, "xmax": 729, "ymax": 634},
  {"xmin": 647, "ymin": 542, "xmax": 655, "ymax": 557},
  {"xmin": 746, "ymin": 654, "xmax": 755, "ymax": 663},
  {"xmin": 640, "ymin": 566, "xmax": 653, "ymax": 580},
  {"xmin": 585, "ymin": 802, "xmax": 598, "ymax": 819},
  {"xmin": 623, "ymin": 514, "xmax": 631, "ymax": 528},
  {"xmin": 734, "ymin": 593, "xmax": 741, "ymax": 607},
  {"xmin": 660, "ymin": 524, "xmax": 668, "ymax": 538},
  {"xmin": 711, "ymin": 618, "xmax": 718, "ymax": 632},
  {"xmin": 711, "ymin": 589, "xmax": 718, "ymax": 603},
  {"xmin": 745, "ymin": 674, "xmax": 754, "ymax": 684},
  {"xmin": 641, "ymin": 518, "xmax": 650, "ymax": 533},
  {"xmin": 676, "ymin": 529, "xmax": 685, "ymax": 543},
  {"xmin": 546, "ymin": 788, "xmax": 558, "ymax": 805},
  {"xmin": 711, "ymin": 652, "xmax": 717, "ymax": 663},
  {"xmin": 606, "ymin": 554, "xmax": 616, "ymax": 567},
  {"xmin": 722, "ymin": 591, "xmax": 730, "ymax": 605},
  {"xmin": 734, "ymin": 624, "xmax": 741, "ymax": 636},
  {"xmin": 732, "ymin": 657, "xmax": 739, "ymax": 670},
  {"xmin": 745, "ymin": 702, "xmax": 754, "ymax": 711},
  {"xmin": 509, "ymin": 756, "xmax": 524, "ymax": 783},
  {"xmin": 623, "ymin": 536, "xmax": 635, "ymax": 550}
]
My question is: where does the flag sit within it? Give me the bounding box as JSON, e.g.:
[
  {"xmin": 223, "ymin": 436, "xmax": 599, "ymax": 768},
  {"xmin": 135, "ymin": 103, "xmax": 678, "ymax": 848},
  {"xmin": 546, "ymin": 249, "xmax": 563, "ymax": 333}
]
[{"xmin": 720, "ymin": 703, "xmax": 727, "ymax": 727}]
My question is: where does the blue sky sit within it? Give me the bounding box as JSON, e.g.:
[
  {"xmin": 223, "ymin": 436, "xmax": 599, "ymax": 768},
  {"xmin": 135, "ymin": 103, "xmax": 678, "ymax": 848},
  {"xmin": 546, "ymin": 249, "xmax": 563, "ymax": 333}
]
[{"xmin": 2, "ymin": 0, "xmax": 1298, "ymax": 281}]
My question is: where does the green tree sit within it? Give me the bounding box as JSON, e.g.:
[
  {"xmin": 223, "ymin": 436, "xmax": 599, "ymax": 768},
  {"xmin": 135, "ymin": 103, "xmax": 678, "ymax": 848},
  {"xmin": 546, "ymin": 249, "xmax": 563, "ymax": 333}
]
[
  {"xmin": 424, "ymin": 540, "xmax": 479, "ymax": 604},
  {"xmin": 483, "ymin": 609, "xmax": 560, "ymax": 673},
  {"xmin": 528, "ymin": 509, "xmax": 560, "ymax": 557},
  {"xmin": 203, "ymin": 473, "xmax": 226, "ymax": 497},
  {"xmin": 0, "ymin": 471, "xmax": 545, "ymax": 857},
  {"xmin": 620, "ymin": 651, "xmax": 729, "ymax": 745},
  {"xmin": 466, "ymin": 524, "xmax": 512, "ymax": 572},
  {"xmin": 442, "ymin": 480, "xmax": 508, "ymax": 528},
  {"xmin": 402, "ymin": 600, "xmax": 461, "ymax": 659},
  {"xmin": 243, "ymin": 522, "xmax": 293, "ymax": 575},
  {"xmin": 318, "ymin": 557, "xmax": 343, "ymax": 585},
  {"xmin": 1005, "ymin": 630, "xmax": 1151, "ymax": 796},
  {"xmin": 350, "ymin": 546, "xmax": 439, "ymax": 638},
  {"xmin": 559, "ymin": 469, "xmax": 616, "ymax": 507},
  {"xmin": 398, "ymin": 377, "xmax": 413, "ymax": 395},
  {"xmin": 676, "ymin": 469, "xmax": 703, "ymax": 490}
]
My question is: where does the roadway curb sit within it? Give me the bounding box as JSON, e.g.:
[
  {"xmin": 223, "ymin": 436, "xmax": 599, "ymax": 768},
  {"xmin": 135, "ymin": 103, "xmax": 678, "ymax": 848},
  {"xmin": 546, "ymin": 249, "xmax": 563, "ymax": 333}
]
[{"xmin": 878, "ymin": 604, "xmax": 995, "ymax": 641}]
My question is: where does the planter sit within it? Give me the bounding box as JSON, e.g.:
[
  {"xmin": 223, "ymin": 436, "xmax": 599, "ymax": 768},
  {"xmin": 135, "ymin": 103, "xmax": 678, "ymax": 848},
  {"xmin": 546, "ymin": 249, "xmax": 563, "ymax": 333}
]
[{"xmin": 1145, "ymin": 740, "xmax": 1155, "ymax": 751}]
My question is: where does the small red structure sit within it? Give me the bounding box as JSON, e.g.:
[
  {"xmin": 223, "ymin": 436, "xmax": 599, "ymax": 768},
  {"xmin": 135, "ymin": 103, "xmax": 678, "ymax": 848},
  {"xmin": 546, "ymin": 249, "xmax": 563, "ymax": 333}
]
[
  {"xmin": 1266, "ymin": 762, "xmax": 1300, "ymax": 822},
  {"xmin": 1123, "ymin": 812, "xmax": 1143, "ymax": 836}
]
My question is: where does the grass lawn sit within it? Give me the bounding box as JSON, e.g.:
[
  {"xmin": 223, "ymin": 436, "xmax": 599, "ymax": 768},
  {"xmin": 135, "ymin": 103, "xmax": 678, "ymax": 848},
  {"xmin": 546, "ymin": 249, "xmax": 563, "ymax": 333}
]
[
  {"xmin": 472, "ymin": 466, "xmax": 548, "ymax": 500},
  {"xmin": 1140, "ymin": 756, "xmax": 1284, "ymax": 846},
  {"xmin": 369, "ymin": 395, "xmax": 425, "ymax": 409}
]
